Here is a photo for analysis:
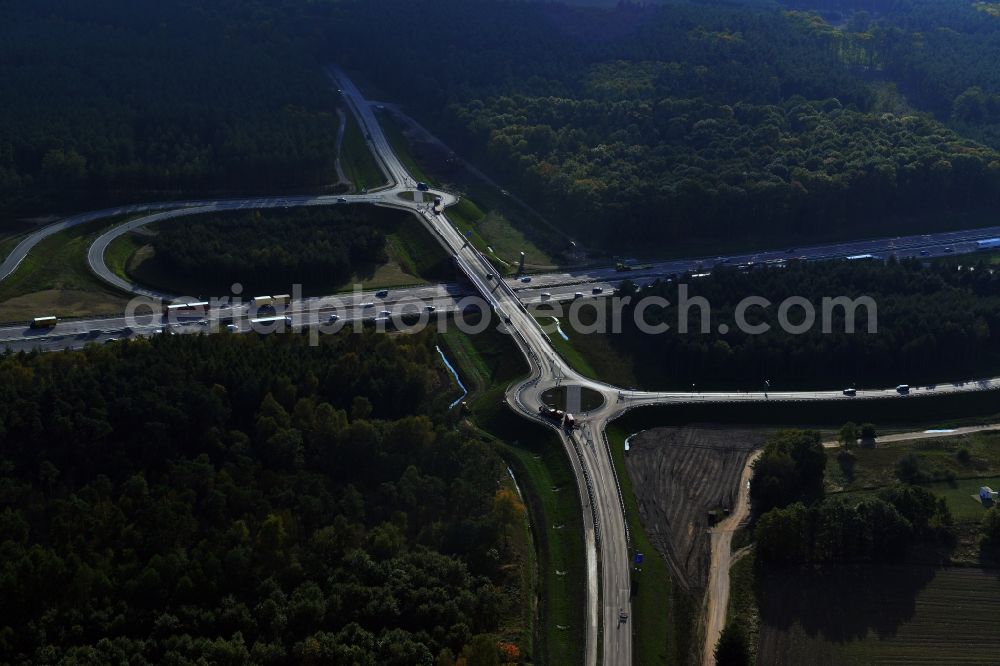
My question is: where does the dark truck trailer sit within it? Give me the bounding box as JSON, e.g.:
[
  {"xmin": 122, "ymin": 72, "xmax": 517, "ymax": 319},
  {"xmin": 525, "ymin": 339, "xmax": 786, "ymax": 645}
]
[{"xmin": 539, "ymin": 406, "xmax": 576, "ymax": 430}]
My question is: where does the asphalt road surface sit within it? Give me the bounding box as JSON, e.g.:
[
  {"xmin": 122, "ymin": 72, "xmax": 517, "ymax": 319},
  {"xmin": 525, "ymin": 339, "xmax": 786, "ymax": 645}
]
[{"xmin": 5, "ymin": 66, "xmax": 1000, "ymax": 666}]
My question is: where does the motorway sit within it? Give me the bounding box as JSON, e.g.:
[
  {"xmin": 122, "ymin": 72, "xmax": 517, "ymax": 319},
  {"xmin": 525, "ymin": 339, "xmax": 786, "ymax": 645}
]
[
  {"xmin": 0, "ymin": 282, "xmax": 471, "ymax": 352},
  {"xmin": 5, "ymin": 67, "xmax": 1000, "ymax": 666},
  {"xmin": 510, "ymin": 224, "xmax": 1000, "ymax": 299}
]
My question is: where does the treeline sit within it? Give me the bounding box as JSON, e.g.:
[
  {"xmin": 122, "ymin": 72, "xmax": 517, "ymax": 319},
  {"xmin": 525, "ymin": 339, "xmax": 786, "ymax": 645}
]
[
  {"xmin": 151, "ymin": 209, "xmax": 387, "ymax": 293},
  {"xmin": 0, "ymin": 0, "xmax": 341, "ymax": 216},
  {"xmin": 749, "ymin": 431, "xmax": 952, "ymax": 568},
  {"xmin": 327, "ymin": 0, "xmax": 1000, "ymax": 249},
  {"xmin": 458, "ymin": 94, "xmax": 999, "ymax": 245},
  {"xmin": 755, "ymin": 487, "xmax": 953, "ymax": 566},
  {"xmin": 0, "ymin": 331, "xmax": 526, "ymax": 664},
  {"xmin": 602, "ymin": 258, "xmax": 1000, "ymax": 390}
]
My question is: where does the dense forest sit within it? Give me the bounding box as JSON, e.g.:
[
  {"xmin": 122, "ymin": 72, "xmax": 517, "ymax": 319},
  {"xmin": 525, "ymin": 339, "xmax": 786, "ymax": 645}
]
[
  {"xmin": 0, "ymin": 0, "xmax": 341, "ymax": 217},
  {"xmin": 10, "ymin": 0, "xmax": 1000, "ymax": 251},
  {"xmin": 750, "ymin": 431, "xmax": 953, "ymax": 568},
  {"xmin": 585, "ymin": 258, "xmax": 1000, "ymax": 389},
  {"xmin": 327, "ymin": 0, "xmax": 1000, "ymax": 250},
  {"xmin": 0, "ymin": 332, "xmax": 528, "ymax": 665},
  {"xmin": 152, "ymin": 209, "xmax": 388, "ymax": 294}
]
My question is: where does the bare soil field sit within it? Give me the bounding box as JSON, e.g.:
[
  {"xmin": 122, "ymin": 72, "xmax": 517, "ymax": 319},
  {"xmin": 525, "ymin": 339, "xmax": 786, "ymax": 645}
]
[{"xmin": 624, "ymin": 426, "xmax": 768, "ymax": 589}]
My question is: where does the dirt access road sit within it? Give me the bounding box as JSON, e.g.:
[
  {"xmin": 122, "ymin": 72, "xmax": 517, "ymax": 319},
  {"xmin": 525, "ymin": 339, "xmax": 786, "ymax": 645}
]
[
  {"xmin": 702, "ymin": 421, "xmax": 1000, "ymax": 663},
  {"xmin": 823, "ymin": 423, "xmax": 1000, "ymax": 449},
  {"xmin": 702, "ymin": 449, "xmax": 760, "ymax": 665}
]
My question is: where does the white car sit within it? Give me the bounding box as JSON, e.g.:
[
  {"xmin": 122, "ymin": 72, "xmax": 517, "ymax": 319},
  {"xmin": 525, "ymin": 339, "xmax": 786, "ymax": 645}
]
[
  {"xmin": 540, "ymin": 293, "xmax": 551, "ymax": 300},
  {"xmin": 574, "ymin": 292, "xmax": 584, "ymax": 299}
]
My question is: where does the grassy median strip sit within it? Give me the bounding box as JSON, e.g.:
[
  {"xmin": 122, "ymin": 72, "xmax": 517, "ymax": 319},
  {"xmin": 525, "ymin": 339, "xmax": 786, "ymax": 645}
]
[
  {"xmin": 105, "ymin": 231, "xmax": 143, "ymax": 282},
  {"xmin": 341, "ymin": 105, "xmax": 386, "ymax": 191},
  {"xmin": 381, "ymin": 112, "xmax": 435, "ymax": 186},
  {"xmin": 439, "ymin": 318, "xmax": 586, "ymax": 665}
]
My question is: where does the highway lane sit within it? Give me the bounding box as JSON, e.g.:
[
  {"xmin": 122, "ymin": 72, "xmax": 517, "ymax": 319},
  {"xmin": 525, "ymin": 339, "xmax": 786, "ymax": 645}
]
[
  {"xmin": 330, "ymin": 67, "xmax": 615, "ymax": 665},
  {"xmin": 6, "ymin": 63, "xmax": 1000, "ymax": 666},
  {"xmin": 0, "ymin": 282, "xmax": 469, "ymax": 347},
  {"xmin": 508, "ymin": 224, "xmax": 1000, "ymax": 295},
  {"xmin": 0, "ymin": 200, "xmax": 205, "ymax": 282},
  {"xmin": 87, "ymin": 193, "xmax": 386, "ymax": 298}
]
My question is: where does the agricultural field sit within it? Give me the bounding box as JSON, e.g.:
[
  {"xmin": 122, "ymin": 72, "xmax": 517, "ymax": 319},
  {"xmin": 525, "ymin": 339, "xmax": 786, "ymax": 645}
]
[
  {"xmin": 758, "ymin": 565, "xmax": 1000, "ymax": 665},
  {"xmin": 605, "ymin": 420, "xmax": 698, "ymax": 666},
  {"xmin": 827, "ymin": 430, "xmax": 1000, "ymax": 494},
  {"xmin": 827, "ymin": 430, "xmax": 1000, "ymax": 524},
  {"xmin": 624, "ymin": 426, "xmax": 767, "ymax": 589}
]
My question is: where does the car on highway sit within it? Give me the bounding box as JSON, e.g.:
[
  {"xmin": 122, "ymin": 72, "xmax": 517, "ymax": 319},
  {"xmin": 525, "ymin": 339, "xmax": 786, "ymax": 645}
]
[
  {"xmin": 896, "ymin": 384, "xmax": 911, "ymax": 394},
  {"xmin": 944, "ymin": 246, "xmax": 954, "ymax": 253},
  {"xmin": 843, "ymin": 388, "xmax": 857, "ymax": 396},
  {"xmin": 375, "ymin": 289, "xmax": 389, "ymax": 298},
  {"xmin": 541, "ymin": 292, "xmax": 551, "ymax": 300},
  {"xmin": 486, "ymin": 273, "xmax": 495, "ymax": 280},
  {"xmin": 226, "ymin": 324, "xmax": 239, "ymax": 332},
  {"xmin": 337, "ymin": 197, "xmax": 348, "ymax": 204},
  {"xmin": 379, "ymin": 310, "xmax": 391, "ymax": 317},
  {"xmin": 361, "ymin": 302, "xmax": 374, "ymax": 308},
  {"xmin": 520, "ymin": 276, "xmax": 531, "ymax": 283},
  {"xmin": 574, "ymin": 292, "xmax": 584, "ymax": 299},
  {"xmin": 425, "ymin": 305, "xmax": 436, "ymax": 312},
  {"xmin": 592, "ymin": 286, "xmax": 604, "ymax": 294},
  {"xmin": 328, "ymin": 314, "xmax": 340, "ymax": 322}
]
